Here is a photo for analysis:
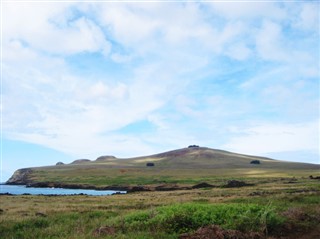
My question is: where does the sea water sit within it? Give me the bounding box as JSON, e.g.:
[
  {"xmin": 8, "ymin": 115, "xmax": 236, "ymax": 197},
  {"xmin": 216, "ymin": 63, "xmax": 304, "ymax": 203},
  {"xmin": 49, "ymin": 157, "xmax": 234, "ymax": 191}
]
[{"xmin": 0, "ymin": 184, "xmax": 126, "ymax": 196}]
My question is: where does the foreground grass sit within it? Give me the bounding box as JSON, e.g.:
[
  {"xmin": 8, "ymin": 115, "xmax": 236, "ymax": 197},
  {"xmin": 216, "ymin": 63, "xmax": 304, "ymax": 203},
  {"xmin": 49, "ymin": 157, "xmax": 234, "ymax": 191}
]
[
  {"xmin": 119, "ymin": 203, "xmax": 284, "ymax": 234},
  {"xmin": 1, "ymin": 176, "xmax": 320, "ymax": 239}
]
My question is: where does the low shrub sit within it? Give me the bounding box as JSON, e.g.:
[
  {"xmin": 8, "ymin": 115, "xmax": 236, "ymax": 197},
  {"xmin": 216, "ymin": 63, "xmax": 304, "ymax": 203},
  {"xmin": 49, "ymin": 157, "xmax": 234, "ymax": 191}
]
[
  {"xmin": 13, "ymin": 218, "xmax": 50, "ymax": 230},
  {"xmin": 119, "ymin": 203, "xmax": 285, "ymax": 234}
]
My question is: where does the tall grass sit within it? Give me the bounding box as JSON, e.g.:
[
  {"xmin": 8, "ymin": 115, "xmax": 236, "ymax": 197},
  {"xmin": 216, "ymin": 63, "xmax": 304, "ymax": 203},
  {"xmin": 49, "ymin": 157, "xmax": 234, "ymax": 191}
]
[
  {"xmin": 0, "ymin": 211, "xmax": 113, "ymax": 239},
  {"xmin": 118, "ymin": 202, "xmax": 285, "ymax": 234}
]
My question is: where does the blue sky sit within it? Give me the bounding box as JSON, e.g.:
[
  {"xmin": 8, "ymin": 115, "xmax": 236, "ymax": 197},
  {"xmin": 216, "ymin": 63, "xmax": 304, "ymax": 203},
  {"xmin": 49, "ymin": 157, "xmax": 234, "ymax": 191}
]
[{"xmin": 1, "ymin": 1, "xmax": 319, "ymax": 181}]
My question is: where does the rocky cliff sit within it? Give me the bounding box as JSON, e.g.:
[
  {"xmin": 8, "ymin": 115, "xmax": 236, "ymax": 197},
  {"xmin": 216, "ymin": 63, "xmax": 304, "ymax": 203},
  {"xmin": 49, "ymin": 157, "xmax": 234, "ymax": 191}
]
[{"xmin": 6, "ymin": 168, "xmax": 34, "ymax": 185}]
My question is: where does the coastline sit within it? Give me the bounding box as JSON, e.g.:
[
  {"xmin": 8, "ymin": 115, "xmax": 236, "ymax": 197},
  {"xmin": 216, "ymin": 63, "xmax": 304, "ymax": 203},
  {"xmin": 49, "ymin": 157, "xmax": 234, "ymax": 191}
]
[
  {"xmin": 5, "ymin": 181, "xmax": 217, "ymax": 193},
  {"xmin": 0, "ymin": 184, "xmax": 126, "ymax": 196},
  {"xmin": 4, "ymin": 180, "xmax": 255, "ymax": 193}
]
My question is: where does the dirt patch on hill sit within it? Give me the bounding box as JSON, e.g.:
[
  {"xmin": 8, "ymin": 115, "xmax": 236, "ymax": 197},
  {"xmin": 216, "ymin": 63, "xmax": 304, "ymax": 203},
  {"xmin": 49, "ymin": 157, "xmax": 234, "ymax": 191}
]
[
  {"xmin": 92, "ymin": 226, "xmax": 116, "ymax": 237},
  {"xmin": 179, "ymin": 225, "xmax": 262, "ymax": 239}
]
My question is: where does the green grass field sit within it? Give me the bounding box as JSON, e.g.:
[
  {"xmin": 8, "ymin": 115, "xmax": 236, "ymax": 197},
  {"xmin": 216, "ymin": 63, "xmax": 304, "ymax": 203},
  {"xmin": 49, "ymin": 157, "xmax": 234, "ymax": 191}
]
[
  {"xmin": 3, "ymin": 147, "xmax": 320, "ymax": 238},
  {"xmin": 1, "ymin": 175, "xmax": 320, "ymax": 238}
]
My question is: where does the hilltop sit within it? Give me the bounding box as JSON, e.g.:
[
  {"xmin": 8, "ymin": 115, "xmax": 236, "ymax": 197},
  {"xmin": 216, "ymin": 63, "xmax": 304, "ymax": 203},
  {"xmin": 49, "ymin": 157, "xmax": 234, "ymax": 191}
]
[{"xmin": 6, "ymin": 146, "xmax": 320, "ymax": 190}]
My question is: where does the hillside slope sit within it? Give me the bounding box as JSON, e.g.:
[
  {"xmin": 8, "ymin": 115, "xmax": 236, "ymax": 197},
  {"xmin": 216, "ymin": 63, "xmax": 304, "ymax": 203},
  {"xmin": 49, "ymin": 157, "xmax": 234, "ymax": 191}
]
[{"xmin": 6, "ymin": 146, "xmax": 320, "ymax": 188}]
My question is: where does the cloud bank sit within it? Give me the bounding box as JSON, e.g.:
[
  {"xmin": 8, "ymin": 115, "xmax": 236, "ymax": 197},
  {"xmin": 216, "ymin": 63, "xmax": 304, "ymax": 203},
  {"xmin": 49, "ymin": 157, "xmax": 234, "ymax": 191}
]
[{"xmin": 2, "ymin": 2, "xmax": 319, "ymax": 165}]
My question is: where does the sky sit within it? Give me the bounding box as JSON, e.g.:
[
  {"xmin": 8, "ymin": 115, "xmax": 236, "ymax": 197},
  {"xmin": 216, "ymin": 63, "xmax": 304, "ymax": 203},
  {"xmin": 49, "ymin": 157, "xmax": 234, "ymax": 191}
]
[{"xmin": 1, "ymin": 1, "xmax": 319, "ymax": 182}]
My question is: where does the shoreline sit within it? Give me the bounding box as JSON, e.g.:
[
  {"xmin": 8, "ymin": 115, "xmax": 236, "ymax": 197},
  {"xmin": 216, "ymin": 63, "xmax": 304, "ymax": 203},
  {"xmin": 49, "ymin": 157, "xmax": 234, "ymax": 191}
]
[
  {"xmin": 5, "ymin": 181, "xmax": 215, "ymax": 193},
  {"xmin": 0, "ymin": 184, "xmax": 127, "ymax": 196},
  {"xmin": 3, "ymin": 180, "xmax": 254, "ymax": 193},
  {"xmin": 0, "ymin": 192, "xmax": 125, "ymax": 196},
  {"xmin": 4, "ymin": 182, "xmax": 193, "ymax": 193}
]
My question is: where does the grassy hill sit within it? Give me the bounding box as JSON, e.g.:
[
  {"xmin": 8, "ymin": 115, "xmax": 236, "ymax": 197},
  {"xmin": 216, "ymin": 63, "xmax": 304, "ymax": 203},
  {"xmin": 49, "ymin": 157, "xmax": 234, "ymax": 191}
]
[
  {"xmin": 7, "ymin": 146, "xmax": 320, "ymax": 188},
  {"xmin": 3, "ymin": 147, "xmax": 320, "ymax": 239}
]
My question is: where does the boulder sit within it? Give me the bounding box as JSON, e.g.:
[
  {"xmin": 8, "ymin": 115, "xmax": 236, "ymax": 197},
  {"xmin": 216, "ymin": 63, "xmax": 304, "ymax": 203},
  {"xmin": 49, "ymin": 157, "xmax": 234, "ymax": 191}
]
[
  {"xmin": 192, "ymin": 182, "xmax": 214, "ymax": 189},
  {"xmin": 309, "ymin": 175, "xmax": 320, "ymax": 180},
  {"xmin": 223, "ymin": 180, "xmax": 253, "ymax": 188}
]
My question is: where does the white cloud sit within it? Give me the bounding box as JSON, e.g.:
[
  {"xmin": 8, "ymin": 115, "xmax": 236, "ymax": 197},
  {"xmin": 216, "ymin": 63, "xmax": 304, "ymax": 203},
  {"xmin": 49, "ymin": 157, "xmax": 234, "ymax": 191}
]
[
  {"xmin": 96, "ymin": 2, "xmax": 248, "ymax": 60},
  {"xmin": 3, "ymin": 2, "xmax": 111, "ymax": 56},
  {"xmin": 55, "ymin": 17, "xmax": 111, "ymax": 55},
  {"xmin": 255, "ymin": 20, "xmax": 288, "ymax": 61},
  {"xmin": 295, "ymin": 3, "xmax": 319, "ymax": 31},
  {"xmin": 224, "ymin": 121, "xmax": 319, "ymax": 155},
  {"xmin": 174, "ymin": 95, "xmax": 200, "ymax": 118},
  {"xmin": 97, "ymin": 3, "xmax": 161, "ymax": 48},
  {"xmin": 3, "ymin": 57, "xmax": 172, "ymax": 158},
  {"xmin": 206, "ymin": 21, "xmax": 247, "ymax": 54},
  {"xmin": 208, "ymin": 2, "xmax": 286, "ymax": 20},
  {"xmin": 89, "ymin": 81, "xmax": 109, "ymax": 98},
  {"xmin": 111, "ymin": 53, "xmax": 133, "ymax": 63},
  {"xmin": 226, "ymin": 43, "xmax": 251, "ymax": 61},
  {"xmin": 2, "ymin": 1, "xmax": 319, "ymax": 165},
  {"xmin": 87, "ymin": 81, "xmax": 128, "ymax": 100}
]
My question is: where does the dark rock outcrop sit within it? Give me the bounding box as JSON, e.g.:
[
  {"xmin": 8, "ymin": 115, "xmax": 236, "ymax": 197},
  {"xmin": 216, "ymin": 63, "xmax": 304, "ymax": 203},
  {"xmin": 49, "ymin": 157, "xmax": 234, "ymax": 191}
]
[
  {"xmin": 192, "ymin": 182, "xmax": 215, "ymax": 189},
  {"xmin": 6, "ymin": 168, "xmax": 33, "ymax": 185},
  {"xmin": 19, "ymin": 181, "xmax": 218, "ymax": 193},
  {"xmin": 223, "ymin": 180, "xmax": 253, "ymax": 188},
  {"xmin": 155, "ymin": 184, "xmax": 189, "ymax": 191},
  {"xmin": 56, "ymin": 162, "xmax": 64, "ymax": 165},
  {"xmin": 129, "ymin": 186, "xmax": 152, "ymax": 192}
]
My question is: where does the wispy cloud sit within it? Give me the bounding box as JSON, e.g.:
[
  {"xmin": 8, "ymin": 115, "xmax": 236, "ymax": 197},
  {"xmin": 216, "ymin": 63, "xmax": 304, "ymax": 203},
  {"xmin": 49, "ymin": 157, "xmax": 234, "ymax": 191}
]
[
  {"xmin": 223, "ymin": 121, "xmax": 319, "ymax": 155},
  {"xmin": 2, "ymin": 1, "xmax": 319, "ymax": 166}
]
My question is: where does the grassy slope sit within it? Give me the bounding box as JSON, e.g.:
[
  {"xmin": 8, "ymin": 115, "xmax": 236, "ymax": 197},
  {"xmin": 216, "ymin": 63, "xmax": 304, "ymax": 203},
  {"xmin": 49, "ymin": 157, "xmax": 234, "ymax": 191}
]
[
  {"xmin": 1, "ymin": 177, "xmax": 320, "ymax": 239},
  {"xmin": 21, "ymin": 147, "xmax": 320, "ymax": 187}
]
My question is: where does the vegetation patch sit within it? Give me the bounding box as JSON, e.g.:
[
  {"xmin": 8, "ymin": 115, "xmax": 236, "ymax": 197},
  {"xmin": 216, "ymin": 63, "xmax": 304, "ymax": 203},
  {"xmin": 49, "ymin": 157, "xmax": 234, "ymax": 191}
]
[
  {"xmin": 179, "ymin": 224, "xmax": 263, "ymax": 239},
  {"xmin": 2, "ymin": 174, "xmax": 320, "ymax": 238},
  {"xmin": 117, "ymin": 203, "xmax": 284, "ymax": 235}
]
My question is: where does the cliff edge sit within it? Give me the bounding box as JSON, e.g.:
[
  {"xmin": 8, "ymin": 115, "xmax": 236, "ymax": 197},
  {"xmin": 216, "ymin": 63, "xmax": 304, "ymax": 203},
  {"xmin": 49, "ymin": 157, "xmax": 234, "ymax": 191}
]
[{"xmin": 6, "ymin": 168, "xmax": 34, "ymax": 185}]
